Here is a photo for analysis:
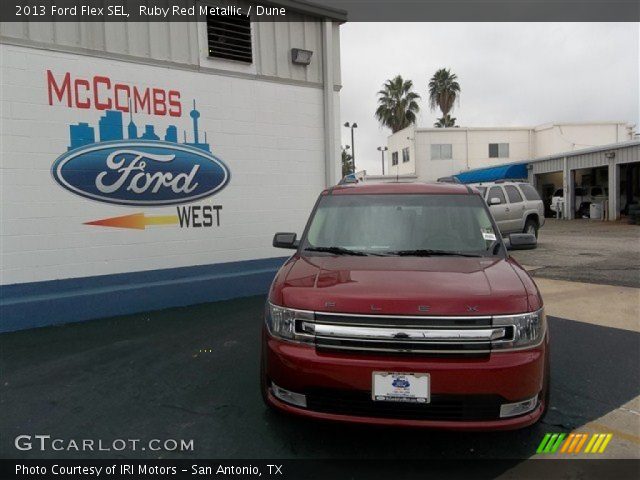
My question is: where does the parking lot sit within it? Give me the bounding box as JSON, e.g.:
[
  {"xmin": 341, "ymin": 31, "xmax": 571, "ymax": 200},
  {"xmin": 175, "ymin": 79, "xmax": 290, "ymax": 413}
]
[
  {"xmin": 510, "ymin": 218, "xmax": 640, "ymax": 288},
  {"xmin": 1, "ymin": 220, "xmax": 639, "ymax": 462}
]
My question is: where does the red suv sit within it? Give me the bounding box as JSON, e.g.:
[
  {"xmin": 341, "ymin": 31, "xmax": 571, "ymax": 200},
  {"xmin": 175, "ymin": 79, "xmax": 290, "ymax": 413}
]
[{"xmin": 261, "ymin": 182, "xmax": 549, "ymax": 430}]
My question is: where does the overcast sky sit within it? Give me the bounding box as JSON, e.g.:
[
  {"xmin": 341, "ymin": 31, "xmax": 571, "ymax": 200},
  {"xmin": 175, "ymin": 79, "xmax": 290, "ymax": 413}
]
[{"xmin": 339, "ymin": 23, "xmax": 640, "ymax": 175}]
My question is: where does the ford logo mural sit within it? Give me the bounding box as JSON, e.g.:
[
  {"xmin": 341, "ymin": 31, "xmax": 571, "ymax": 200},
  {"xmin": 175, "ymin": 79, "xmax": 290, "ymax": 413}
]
[{"xmin": 51, "ymin": 140, "xmax": 230, "ymax": 206}]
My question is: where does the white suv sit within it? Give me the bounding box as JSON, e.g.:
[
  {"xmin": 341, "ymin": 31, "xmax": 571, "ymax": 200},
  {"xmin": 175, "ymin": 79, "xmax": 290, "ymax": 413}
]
[{"xmin": 472, "ymin": 181, "xmax": 545, "ymax": 238}]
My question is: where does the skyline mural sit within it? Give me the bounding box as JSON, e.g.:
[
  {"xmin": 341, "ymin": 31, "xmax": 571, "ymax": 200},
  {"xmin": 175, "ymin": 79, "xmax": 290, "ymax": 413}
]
[{"xmin": 67, "ymin": 100, "xmax": 211, "ymax": 152}]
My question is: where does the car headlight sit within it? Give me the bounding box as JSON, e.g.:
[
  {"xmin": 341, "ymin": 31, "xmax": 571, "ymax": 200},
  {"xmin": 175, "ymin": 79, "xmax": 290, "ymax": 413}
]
[
  {"xmin": 492, "ymin": 308, "xmax": 546, "ymax": 350},
  {"xmin": 265, "ymin": 303, "xmax": 314, "ymax": 342}
]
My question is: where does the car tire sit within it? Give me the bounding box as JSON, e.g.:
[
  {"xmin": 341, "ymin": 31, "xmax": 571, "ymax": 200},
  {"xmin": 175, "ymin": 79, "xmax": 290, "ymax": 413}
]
[{"xmin": 523, "ymin": 217, "xmax": 539, "ymax": 238}]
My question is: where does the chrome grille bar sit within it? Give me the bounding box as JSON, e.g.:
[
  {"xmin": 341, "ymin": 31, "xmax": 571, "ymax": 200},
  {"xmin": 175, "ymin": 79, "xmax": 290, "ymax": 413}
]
[{"xmin": 302, "ymin": 322, "xmax": 506, "ymax": 342}]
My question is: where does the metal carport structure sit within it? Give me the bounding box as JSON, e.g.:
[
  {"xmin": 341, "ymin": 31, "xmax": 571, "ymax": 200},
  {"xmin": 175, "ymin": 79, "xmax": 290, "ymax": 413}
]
[{"xmin": 527, "ymin": 141, "xmax": 640, "ymax": 220}]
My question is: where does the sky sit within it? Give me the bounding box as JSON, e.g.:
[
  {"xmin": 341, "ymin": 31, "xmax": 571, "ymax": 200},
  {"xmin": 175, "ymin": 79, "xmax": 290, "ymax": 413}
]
[{"xmin": 339, "ymin": 23, "xmax": 640, "ymax": 175}]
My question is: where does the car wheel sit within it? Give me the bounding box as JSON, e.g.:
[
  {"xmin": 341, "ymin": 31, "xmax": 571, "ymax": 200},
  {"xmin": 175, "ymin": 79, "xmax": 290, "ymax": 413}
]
[{"xmin": 524, "ymin": 218, "xmax": 539, "ymax": 238}]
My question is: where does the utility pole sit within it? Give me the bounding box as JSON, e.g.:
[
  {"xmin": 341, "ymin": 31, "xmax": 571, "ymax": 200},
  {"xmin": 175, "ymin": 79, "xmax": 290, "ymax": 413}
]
[
  {"xmin": 377, "ymin": 146, "xmax": 388, "ymax": 175},
  {"xmin": 344, "ymin": 122, "xmax": 358, "ymax": 171}
]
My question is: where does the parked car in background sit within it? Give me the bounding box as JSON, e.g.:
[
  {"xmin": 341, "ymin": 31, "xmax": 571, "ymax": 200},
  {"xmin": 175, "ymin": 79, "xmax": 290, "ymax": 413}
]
[
  {"xmin": 264, "ymin": 182, "xmax": 548, "ymax": 430},
  {"xmin": 549, "ymin": 185, "xmax": 608, "ymax": 216},
  {"xmin": 472, "ymin": 181, "xmax": 545, "ymax": 238}
]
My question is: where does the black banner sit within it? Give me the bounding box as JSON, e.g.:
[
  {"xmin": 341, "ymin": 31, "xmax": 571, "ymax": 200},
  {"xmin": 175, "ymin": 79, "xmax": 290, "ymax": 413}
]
[
  {"xmin": 0, "ymin": 0, "xmax": 638, "ymax": 22},
  {"xmin": 2, "ymin": 459, "xmax": 640, "ymax": 480}
]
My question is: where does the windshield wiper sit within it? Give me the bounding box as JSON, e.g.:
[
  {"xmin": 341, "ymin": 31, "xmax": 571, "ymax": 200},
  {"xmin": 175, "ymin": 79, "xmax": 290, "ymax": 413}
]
[
  {"xmin": 304, "ymin": 246, "xmax": 368, "ymax": 256},
  {"xmin": 386, "ymin": 249, "xmax": 482, "ymax": 257}
]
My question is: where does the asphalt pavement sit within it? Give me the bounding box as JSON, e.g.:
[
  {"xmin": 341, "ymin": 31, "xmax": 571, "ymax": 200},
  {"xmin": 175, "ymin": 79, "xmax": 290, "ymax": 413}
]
[
  {"xmin": 1, "ymin": 295, "xmax": 638, "ymax": 460},
  {"xmin": 510, "ymin": 219, "xmax": 640, "ymax": 288}
]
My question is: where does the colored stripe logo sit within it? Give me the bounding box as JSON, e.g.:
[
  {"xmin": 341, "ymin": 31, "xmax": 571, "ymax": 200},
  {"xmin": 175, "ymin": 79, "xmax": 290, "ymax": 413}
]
[
  {"xmin": 85, "ymin": 213, "xmax": 179, "ymax": 230},
  {"xmin": 536, "ymin": 433, "xmax": 613, "ymax": 454}
]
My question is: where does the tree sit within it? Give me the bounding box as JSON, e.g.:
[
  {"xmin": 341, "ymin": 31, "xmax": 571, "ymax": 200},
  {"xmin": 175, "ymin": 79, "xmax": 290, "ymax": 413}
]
[
  {"xmin": 341, "ymin": 146, "xmax": 354, "ymax": 177},
  {"xmin": 428, "ymin": 68, "xmax": 461, "ymax": 127},
  {"xmin": 375, "ymin": 75, "xmax": 421, "ymax": 133},
  {"xmin": 434, "ymin": 114, "xmax": 457, "ymax": 128}
]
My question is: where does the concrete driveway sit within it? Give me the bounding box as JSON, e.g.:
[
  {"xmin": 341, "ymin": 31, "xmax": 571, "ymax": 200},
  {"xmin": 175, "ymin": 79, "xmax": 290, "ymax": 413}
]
[{"xmin": 510, "ymin": 218, "xmax": 640, "ymax": 288}]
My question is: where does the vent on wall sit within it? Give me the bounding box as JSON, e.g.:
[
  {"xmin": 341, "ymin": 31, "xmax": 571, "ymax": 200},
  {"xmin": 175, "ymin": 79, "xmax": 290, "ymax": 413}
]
[{"xmin": 206, "ymin": 14, "xmax": 253, "ymax": 63}]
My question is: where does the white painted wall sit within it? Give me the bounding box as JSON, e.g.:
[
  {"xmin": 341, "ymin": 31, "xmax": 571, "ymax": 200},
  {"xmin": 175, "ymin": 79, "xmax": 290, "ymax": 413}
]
[
  {"xmin": 388, "ymin": 122, "xmax": 635, "ymax": 182},
  {"xmin": 533, "ymin": 123, "xmax": 633, "ymax": 157},
  {"xmin": 386, "ymin": 125, "xmax": 415, "ymax": 176},
  {"xmin": 0, "ymin": 43, "xmax": 331, "ymax": 285}
]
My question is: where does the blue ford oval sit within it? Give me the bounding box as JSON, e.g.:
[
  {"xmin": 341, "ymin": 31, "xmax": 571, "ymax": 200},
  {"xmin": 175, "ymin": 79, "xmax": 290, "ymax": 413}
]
[{"xmin": 51, "ymin": 140, "xmax": 230, "ymax": 206}]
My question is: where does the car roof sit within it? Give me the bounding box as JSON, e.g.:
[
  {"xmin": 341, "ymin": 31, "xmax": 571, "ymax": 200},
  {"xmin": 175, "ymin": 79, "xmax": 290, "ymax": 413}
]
[{"xmin": 324, "ymin": 182, "xmax": 478, "ymax": 196}]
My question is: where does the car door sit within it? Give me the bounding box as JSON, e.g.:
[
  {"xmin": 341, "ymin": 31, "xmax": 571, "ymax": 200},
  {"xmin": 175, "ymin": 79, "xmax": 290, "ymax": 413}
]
[
  {"xmin": 487, "ymin": 186, "xmax": 510, "ymax": 234},
  {"xmin": 504, "ymin": 184, "xmax": 526, "ymax": 232}
]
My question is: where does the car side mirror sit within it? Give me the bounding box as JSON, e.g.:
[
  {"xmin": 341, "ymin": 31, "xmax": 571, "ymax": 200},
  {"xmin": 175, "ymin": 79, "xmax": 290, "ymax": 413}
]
[
  {"xmin": 273, "ymin": 232, "xmax": 299, "ymax": 249},
  {"xmin": 506, "ymin": 233, "xmax": 537, "ymax": 250},
  {"xmin": 489, "ymin": 197, "xmax": 502, "ymax": 205}
]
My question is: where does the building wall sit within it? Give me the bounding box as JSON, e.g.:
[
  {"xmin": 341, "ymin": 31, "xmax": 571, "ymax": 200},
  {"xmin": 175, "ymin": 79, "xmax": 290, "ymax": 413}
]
[
  {"xmin": 0, "ymin": 42, "xmax": 327, "ymax": 285},
  {"xmin": 0, "ymin": 3, "xmax": 341, "ymax": 88},
  {"xmin": 389, "ymin": 123, "xmax": 634, "ymax": 182},
  {"xmin": 533, "ymin": 124, "xmax": 632, "ymax": 157},
  {"xmin": 386, "ymin": 125, "xmax": 415, "ymax": 176},
  {"xmin": 0, "ymin": 12, "xmax": 342, "ymax": 331}
]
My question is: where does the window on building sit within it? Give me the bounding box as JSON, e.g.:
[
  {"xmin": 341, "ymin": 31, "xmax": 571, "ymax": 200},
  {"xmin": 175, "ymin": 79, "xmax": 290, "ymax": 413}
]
[
  {"xmin": 519, "ymin": 184, "xmax": 542, "ymax": 201},
  {"xmin": 207, "ymin": 14, "xmax": 253, "ymax": 63},
  {"xmin": 431, "ymin": 144, "xmax": 453, "ymax": 160},
  {"xmin": 505, "ymin": 185, "xmax": 524, "ymax": 203},
  {"xmin": 488, "ymin": 186, "xmax": 506, "ymax": 204},
  {"xmin": 402, "ymin": 147, "xmax": 410, "ymax": 163},
  {"xmin": 488, "ymin": 143, "xmax": 509, "ymax": 158},
  {"xmin": 391, "ymin": 151, "xmax": 399, "ymax": 166}
]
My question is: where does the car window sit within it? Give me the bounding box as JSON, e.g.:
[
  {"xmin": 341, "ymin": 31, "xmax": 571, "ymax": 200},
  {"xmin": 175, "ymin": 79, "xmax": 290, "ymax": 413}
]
[
  {"xmin": 304, "ymin": 194, "xmax": 499, "ymax": 255},
  {"xmin": 591, "ymin": 187, "xmax": 603, "ymax": 196},
  {"xmin": 488, "ymin": 186, "xmax": 506, "ymax": 204},
  {"xmin": 519, "ymin": 184, "xmax": 541, "ymax": 201},
  {"xmin": 504, "ymin": 185, "xmax": 523, "ymax": 203},
  {"xmin": 476, "ymin": 186, "xmax": 487, "ymax": 198},
  {"xmin": 553, "ymin": 189, "xmax": 563, "ymax": 197}
]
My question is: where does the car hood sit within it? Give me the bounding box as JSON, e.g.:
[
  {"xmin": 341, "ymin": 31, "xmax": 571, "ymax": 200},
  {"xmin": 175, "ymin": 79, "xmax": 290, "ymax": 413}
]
[{"xmin": 275, "ymin": 255, "xmax": 534, "ymax": 316}]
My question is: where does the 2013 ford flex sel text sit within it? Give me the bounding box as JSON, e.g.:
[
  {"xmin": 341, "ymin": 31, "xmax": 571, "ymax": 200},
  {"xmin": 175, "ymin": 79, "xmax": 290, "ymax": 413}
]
[{"xmin": 261, "ymin": 182, "xmax": 549, "ymax": 430}]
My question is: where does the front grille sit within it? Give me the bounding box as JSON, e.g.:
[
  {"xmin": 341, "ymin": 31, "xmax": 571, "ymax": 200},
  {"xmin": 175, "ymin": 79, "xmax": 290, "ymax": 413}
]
[
  {"xmin": 316, "ymin": 338, "xmax": 492, "ymax": 354},
  {"xmin": 305, "ymin": 388, "xmax": 503, "ymax": 421},
  {"xmin": 315, "ymin": 314, "xmax": 491, "ymax": 327},
  {"xmin": 300, "ymin": 312, "xmax": 510, "ymax": 355}
]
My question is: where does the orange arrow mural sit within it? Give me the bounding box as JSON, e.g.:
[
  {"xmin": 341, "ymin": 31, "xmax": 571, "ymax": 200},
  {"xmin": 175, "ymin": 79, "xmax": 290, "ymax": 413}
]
[{"xmin": 84, "ymin": 213, "xmax": 179, "ymax": 230}]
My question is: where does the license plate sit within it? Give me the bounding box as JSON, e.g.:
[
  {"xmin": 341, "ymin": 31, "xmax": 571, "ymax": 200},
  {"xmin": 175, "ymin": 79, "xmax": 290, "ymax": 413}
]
[{"xmin": 372, "ymin": 372, "xmax": 430, "ymax": 403}]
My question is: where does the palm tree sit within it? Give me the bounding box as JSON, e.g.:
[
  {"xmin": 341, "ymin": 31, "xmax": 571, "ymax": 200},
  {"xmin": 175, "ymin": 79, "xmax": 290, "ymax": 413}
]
[
  {"xmin": 341, "ymin": 146, "xmax": 354, "ymax": 176},
  {"xmin": 428, "ymin": 68, "xmax": 461, "ymax": 127},
  {"xmin": 434, "ymin": 114, "xmax": 457, "ymax": 128},
  {"xmin": 375, "ymin": 75, "xmax": 421, "ymax": 133}
]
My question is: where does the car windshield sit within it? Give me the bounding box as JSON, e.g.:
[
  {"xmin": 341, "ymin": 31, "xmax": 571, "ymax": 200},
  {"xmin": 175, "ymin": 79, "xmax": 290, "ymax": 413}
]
[{"xmin": 302, "ymin": 194, "xmax": 499, "ymax": 256}]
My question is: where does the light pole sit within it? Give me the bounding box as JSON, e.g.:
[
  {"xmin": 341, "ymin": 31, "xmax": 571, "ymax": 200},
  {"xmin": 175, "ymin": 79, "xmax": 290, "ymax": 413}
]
[
  {"xmin": 344, "ymin": 122, "xmax": 357, "ymax": 171},
  {"xmin": 377, "ymin": 146, "xmax": 388, "ymax": 175}
]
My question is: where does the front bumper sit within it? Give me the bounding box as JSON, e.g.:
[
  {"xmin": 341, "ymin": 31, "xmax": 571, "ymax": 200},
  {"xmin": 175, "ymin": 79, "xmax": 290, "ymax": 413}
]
[{"xmin": 262, "ymin": 330, "xmax": 548, "ymax": 430}]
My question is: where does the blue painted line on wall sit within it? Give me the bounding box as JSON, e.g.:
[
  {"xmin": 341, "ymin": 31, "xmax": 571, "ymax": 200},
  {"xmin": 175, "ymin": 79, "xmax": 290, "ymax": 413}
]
[{"xmin": 0, "ymin": 256, "xmax": 289, "ymax": 333}]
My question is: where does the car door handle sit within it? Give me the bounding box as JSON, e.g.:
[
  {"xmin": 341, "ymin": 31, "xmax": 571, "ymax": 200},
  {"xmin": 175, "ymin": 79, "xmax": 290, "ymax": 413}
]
[{"xmin": 505, "ymin": 207, "xmax": 510, "ymax": 212}]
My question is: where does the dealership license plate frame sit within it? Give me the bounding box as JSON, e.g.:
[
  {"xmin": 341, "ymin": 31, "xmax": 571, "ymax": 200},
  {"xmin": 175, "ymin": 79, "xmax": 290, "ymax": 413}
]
[{"xmin": 372, "ymin": 372, "xmax": 430, "ymax": 404}]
